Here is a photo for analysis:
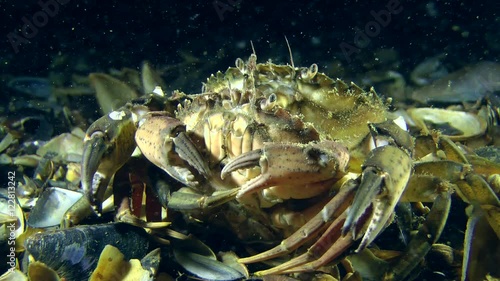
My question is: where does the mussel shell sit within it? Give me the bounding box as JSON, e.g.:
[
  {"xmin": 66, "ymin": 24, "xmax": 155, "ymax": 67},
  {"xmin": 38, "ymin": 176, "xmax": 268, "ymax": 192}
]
[
  {"xmin": 172, "ymin": 236, "xmax": 245, "ymax": 280},
  {"xmin": 7, "ymin": 77, "xmax": 52, "ymax": 98},
  {"xmin": 25, "ymin": 223, "xmax": 151, "ymax": 281},
  {"xmin": 27, "ymin": 187, "xmax": 83, "ymax": 228},
  {"xmin": 36, "ymin": 132, "xmax": 84, "ymax": 162},
  {"xmin": 28, "ymin": 261, "xmax": 61, "ymax": 281},
  {"xmin": 406, "ymin": 108, "xmax": 487, "ymax": 140},
  {"xmin": 410, "ymin": 62, "xmax": 500, "ymax": 104}
]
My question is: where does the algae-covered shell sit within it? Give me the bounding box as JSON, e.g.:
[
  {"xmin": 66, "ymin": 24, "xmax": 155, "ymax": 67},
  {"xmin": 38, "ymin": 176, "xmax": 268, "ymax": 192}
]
[
  {"xmin": 406, "ymin": 108, "xmax": 487, "ymax": 140},
  {"xmin": 25, "ymin": 223, "xmax": 151, "ymax": 281}
]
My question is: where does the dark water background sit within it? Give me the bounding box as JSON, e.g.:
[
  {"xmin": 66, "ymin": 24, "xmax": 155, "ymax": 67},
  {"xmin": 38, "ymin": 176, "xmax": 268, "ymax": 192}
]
[{"xmin": 2, "ymin": 0, "xmax": 499, "ymax": 90}]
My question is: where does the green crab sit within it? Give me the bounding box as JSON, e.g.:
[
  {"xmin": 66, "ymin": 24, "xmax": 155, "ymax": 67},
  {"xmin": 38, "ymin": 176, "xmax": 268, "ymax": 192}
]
[{"xmin": 79, "ymin": 54, "xmax": 500, "ymax": 280}]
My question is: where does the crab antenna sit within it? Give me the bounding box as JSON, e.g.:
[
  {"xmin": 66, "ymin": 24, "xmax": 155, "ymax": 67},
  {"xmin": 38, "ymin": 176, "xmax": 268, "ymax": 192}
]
[
  {"xmin": 284, "ymin": 35, "xmax": 294, "ymax": 69},
  {"xmin": 250, "ymin": 40, "xmax": 256, "ymax": 56}
]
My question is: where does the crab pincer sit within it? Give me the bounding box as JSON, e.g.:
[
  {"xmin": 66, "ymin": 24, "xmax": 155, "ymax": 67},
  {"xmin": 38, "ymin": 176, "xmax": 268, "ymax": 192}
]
[
  {"xmin": 135, "ymin": 113, "xmax": 211, "ymax": 187},
  {"xmin": 81, "ymin": 107, "xmax": 138, "ymax": 212},
  {"xmin": 342, "ymin": 120, "xmax": 414, "ymax": 252},
  {"xmin": 221, "ymin": 141, "xmax": 350, "ymax": 200}
]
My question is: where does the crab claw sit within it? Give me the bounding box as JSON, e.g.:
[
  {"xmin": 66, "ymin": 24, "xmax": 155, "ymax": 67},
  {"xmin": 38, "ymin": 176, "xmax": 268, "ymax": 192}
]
[
  {"xmin": 135, "ymin": 114, "xmax": 210, "ymax": 187},
  {"xmin": 82, "ymin": 108, "xmax": 138, "ymax": 212},
  {"xmin": 221, "ymin": 141, "xmax": 349, "ymax": 200},
  {"xmin": 342, "ymin": 144, "xmax": 412, "ymax": 252}
]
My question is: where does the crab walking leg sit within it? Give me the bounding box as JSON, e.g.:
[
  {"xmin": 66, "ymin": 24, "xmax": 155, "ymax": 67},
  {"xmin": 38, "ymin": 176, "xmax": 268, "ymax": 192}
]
[
  {"xmin": 239, "ymin": 180, "xmax": 356, "ymax": 265},
  {"xmin": 81, "ymin": 108, "xmax": 138, "ymax": 211},
  {"xmin": 342, "ymin": 144, "xmax": 412, "ymax": 253},
  {"xmin": 255, "ymin": 209, "xmax": 354, "ymax": 276},
  {"xmin": 281, "ymin": 228, "xmax": 353, "ymax": 274},
  {"xmin": 168, "ymin": 188, "xmax": 240, "ymax": 210}
]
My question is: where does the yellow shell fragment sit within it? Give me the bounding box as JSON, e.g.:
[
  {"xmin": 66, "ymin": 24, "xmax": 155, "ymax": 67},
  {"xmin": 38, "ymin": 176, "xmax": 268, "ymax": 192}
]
[
  {"xmin": 89, "ymin": 244, "xmax": 152, "ymax": 281},
  {"xmin": 28, "ymin": 261, "xmax": 61, "ymax": 281},
  {"xmin": 0, "ymin": 269, "xmax": 28, "ymax": 281}
]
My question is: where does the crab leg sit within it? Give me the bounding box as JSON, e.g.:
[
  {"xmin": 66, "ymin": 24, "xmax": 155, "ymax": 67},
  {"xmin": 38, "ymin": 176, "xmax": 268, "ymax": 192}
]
[
  {"xmin": 281, "ymin": 146, "xmax": 412, "ymax": 274},
  {"xmin": 244, "ymin": 180, "xmax": 359, "ymax": 276},
  {"xmin": 168, "ymin": 188, "xmax": 240, "ymax": 210},
  {"xmin": 256, "ymin": 212, "xmax": 352, "ymax": 276},
  {"xmin": 239, "ymin": 180, "xmax": 356, "ymax": 265},
  {"xmin": 279, "ymin": 216, "xmax": 354, "ymax": 274}
]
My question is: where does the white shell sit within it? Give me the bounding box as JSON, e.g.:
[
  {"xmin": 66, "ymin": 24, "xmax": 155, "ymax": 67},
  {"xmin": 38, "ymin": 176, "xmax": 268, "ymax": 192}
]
[
  {"xmin": 406, "ymin": 108, "xmax": 487, "ymax": 140},
  {"xmin": 27, "ymin": 187, "xmax": 83, "ymax": 228}
]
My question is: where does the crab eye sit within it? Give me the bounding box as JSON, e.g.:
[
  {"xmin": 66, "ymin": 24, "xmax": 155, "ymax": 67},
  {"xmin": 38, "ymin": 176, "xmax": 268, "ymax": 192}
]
[
  {"xmin": 268, "ymin": 93, "xmax": 277, "ymax": 103},
  {"xmin": 300, "ymin": 68, "xmax": 309, "ymax": 79},
  {"xmin": 298, "ymin": 64, "xmax": 319, "ymax": 81},
  {"xmin": 170, "ymin": 125, "xmax": 185, "ymax": 137},
  {"xmin": 235, "ymin": 58, "xmax": 245, "ymax": 72},
  {"xmin": 308, "ymin": 63, "xmax": 318, "ymax": 78},
  {"xmin": 260, "ymin": 94, "xmax": 277, "ymax": 111}
]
